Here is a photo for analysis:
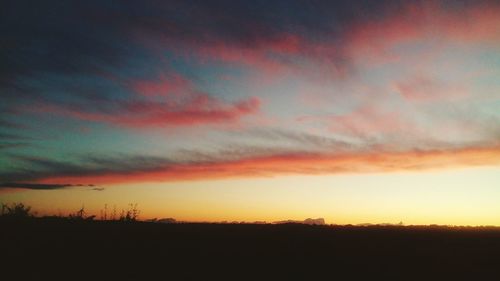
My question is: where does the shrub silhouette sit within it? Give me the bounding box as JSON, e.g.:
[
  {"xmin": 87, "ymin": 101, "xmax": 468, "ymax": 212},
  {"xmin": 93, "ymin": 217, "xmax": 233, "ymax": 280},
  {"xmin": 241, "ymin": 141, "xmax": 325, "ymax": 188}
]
[
  {"xmin": 1, "ymin": 202, "xmax": 34, "ymax": 218},
  {"xmin": 0, "ymin": 202, "xmax": 142, "ymax": 222}
]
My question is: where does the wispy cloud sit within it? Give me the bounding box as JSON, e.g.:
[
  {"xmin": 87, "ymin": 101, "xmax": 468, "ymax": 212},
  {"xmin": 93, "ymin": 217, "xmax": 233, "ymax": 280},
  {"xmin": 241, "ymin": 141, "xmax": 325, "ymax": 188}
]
[
  {"xmin": 394, "ymin": 75, "xmax": 468, "ymax": 102},
  {"xmin": 32, "ymin": 95, "xmax": 261, "ymax": 128},
  {"xmin": 19, "ymin": 71, "xmax": 261, "ymax": 128},
  {"xmin": 1, "ymin": 0, "xmax": 500, "ymax": 190},
  {"xmin": 2, "ymin": 143, "xmax": 500, "ymax": 188}
]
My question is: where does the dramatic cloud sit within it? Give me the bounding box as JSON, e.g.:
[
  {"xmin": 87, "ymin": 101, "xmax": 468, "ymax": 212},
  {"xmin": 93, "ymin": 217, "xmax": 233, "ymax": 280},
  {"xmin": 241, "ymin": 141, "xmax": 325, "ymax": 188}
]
[
  {"xmin": 1, "ymin": 0, "xmax": 500, "ymax": 191},
  {"xmin": 1, "ymin": 143, "xmax": 499, "ymax": 188}
]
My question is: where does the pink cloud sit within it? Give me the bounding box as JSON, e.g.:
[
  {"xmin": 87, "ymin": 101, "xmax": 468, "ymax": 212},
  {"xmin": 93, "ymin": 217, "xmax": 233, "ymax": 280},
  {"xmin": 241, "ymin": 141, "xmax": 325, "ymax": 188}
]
[
  {"xmin": 38, "ymin": 96, "xmax": 260, "ymax": 128},
  {"xmin": 192, "ymin": 34, "xmax": 304, "ymax": 76},
  {"xmin": 34, "ymin": 145, "xmax": 500, "ymax": 186},
  {"xmin": 394, "ymin": 75, "xmax": 468, "ymax": 102},
  {"xmin": 132, "ymin": 73, "xmax": 191, "ymax": 97},
  {"xmin": 28, "ymin": 73, "xmax": 261, "ymax": 128},
  {"xmin": 114, "ymin": 96, "xmax": 261, "ymax": 127},
  {"xmin": 328, "ymin": 106, "xmax": 410, "ymax": 137},
  {"xmin": 343, "ymin": 2, "xmax": 500, "ymax": 65},
  {"xmin": 125, "ymin": 1, "xmax": 500, "ymax": 84},
  {"xmin": 299, "ymin": 104, "xmax": 419, "ymax": 140}
]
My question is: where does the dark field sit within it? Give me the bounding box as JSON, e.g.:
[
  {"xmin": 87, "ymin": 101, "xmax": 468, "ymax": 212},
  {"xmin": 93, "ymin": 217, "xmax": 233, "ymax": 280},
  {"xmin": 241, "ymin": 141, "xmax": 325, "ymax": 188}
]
[{"xmin": 2, "ymin": 218, "xmax": 500, "ymax": 280}]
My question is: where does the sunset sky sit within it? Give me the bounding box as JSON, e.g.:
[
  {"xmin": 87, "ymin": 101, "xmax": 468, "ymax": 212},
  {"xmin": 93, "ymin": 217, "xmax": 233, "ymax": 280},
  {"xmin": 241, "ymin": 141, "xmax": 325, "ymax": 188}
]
[{"xmin": 1, "ymin": 0, "xmax": 500, "ymax": 225}]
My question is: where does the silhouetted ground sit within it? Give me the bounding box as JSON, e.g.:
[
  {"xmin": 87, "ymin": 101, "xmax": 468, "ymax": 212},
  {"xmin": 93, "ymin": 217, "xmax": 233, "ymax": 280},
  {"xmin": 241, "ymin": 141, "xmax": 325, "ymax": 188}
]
[{"xmin": 2, "ymin": 218, "xmax": 500, "ymax": 280}]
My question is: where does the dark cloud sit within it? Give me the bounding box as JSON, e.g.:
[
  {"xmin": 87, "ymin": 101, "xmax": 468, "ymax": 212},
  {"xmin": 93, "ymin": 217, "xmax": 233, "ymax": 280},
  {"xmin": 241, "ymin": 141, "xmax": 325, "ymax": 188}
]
[
  {"xmin": 0, "ymin": 182, "xmax": 75, "ymax": 190},
  {"xmin": 0, "ymin": 154, "xmax": 175, "ymax": 183},
  {"xmin": 0, "ymin": 132, "xmax": 34, "ymax": 141},
  {"xmin": 3, "ymin": 0, "xmax": 495, "ymax": 128},
  {"xmin": 0, "ymin": 0, "xmax": 408, "ymax": 98},
  {"xmin": 0, "ymin": 0, "xmax": 404, "ymax": 138},
  {"xmin": 0, "ymin": 143, "xmax": 31, "ymax": 150},
  {"xmin": 1, "ymin": 0, "xmax": 495, "ymax": 86},
  {"xmin": 0, "ymin": 119, "xmax": 26, "ymax": 129},
  {"xmin": 1, "ymin": 1, "xmax": 135, "ymax": 84}
]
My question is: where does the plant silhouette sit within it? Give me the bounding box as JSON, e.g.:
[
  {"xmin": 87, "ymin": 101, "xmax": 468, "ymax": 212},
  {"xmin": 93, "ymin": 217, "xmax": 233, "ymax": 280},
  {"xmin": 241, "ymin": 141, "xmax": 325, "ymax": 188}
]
[{"xmin": 1, "ymin": 202, "xmax": 34, "ymax": 218}]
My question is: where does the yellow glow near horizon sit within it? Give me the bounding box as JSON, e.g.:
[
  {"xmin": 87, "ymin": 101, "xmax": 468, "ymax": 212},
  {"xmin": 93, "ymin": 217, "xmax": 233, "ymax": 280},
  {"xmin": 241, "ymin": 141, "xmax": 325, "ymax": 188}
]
[{"xmin": 2, "ymin": 166, "xmax": 500, "ymax": 226}]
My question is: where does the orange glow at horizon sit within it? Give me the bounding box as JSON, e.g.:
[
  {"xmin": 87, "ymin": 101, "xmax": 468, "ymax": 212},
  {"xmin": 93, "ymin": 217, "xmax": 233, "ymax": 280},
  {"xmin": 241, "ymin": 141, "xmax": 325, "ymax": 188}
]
[{"xmin": 4, "ymin": 166, "xmax": 500, "ymax": 226}]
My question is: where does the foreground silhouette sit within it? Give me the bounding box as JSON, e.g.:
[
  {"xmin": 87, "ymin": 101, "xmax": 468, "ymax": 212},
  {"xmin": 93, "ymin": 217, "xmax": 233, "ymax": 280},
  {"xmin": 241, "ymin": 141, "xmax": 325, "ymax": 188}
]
[{"xmin": 1, "ymin": 216, "xmax": 500, "ymax": 280}]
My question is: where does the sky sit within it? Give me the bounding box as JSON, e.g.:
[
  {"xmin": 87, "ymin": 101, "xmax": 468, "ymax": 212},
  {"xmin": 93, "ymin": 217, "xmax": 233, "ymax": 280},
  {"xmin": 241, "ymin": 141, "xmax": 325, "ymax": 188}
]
[{"xmin": 1, "ymin": 0, "xmax": 500, "ymax": 225}]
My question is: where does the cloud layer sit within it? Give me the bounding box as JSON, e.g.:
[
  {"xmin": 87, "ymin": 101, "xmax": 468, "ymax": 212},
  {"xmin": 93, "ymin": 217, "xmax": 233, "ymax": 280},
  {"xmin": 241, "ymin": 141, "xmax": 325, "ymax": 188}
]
[
  {"xmin": 2, "ymin": 143, "xmax": 499, "ymax": 188},
  {"xmin": 1, "ymin": 0, "xmax": 500, "ymax": 189}
]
